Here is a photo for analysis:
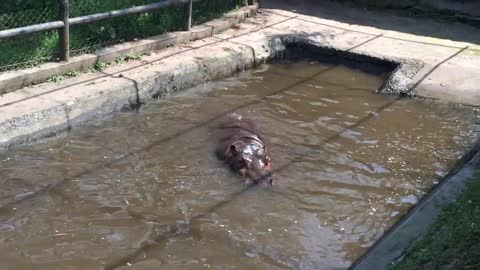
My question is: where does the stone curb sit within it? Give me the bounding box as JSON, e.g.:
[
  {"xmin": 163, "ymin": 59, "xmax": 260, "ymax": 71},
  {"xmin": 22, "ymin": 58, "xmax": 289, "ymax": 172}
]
[{"xmin": 0, "ymin": 5, "xmax": 258, "ymax": 95}]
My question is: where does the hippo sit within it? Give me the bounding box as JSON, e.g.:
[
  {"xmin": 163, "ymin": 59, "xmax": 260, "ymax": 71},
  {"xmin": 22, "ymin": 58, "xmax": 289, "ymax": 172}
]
[{"xmin": 214, "ymin": 113, "xmax": 273, "ymax": 185}]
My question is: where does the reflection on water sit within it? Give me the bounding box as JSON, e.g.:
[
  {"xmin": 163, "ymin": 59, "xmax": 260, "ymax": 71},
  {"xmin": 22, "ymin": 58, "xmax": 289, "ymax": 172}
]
[{"xmin": 0, "ymin": 61, "xmax": 478, "ymax": 270}]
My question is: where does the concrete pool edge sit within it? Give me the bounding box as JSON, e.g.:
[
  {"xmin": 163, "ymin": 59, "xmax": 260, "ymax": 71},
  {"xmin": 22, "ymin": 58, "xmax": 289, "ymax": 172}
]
[
  {"xmin": 0, "ymin": 33, "xmax": 420, "ymax": 149},
  {"xmin": 350, "ymin": 140, "xmax": 480, "ymax": 270},
  {"xmin": 276, "ymin": 38, "xmax": 424, "ymax": 96}
]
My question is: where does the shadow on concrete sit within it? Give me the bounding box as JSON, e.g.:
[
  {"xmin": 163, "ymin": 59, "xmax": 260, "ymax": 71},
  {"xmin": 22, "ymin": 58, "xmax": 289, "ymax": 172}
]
[
  {"xmin": 260, "ymin": 0, "xmax": 480, "ymax": 46},
  {"xmin": 64, "ymin": 106, "xmax": 73, "ymax": 132}
]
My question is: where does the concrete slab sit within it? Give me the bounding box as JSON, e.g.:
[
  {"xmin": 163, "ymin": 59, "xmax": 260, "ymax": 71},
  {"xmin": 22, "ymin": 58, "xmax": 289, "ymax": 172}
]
[
  {"xmin": 261, "ymin": 0, "xmax": 480, "ymax": 47},
  {"xmin": 213, "ymin": 11, "xmax": 294, "ymax": 40},
  {"xmin": 415, "ymin": 49, "xmax": 480, "ymax": 105}
]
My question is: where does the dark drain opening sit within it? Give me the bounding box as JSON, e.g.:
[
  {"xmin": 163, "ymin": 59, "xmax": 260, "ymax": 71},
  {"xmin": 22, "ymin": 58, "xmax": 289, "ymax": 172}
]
[{"xmin": 280, "ymin": 42, "xmax": 397, "ymax": 76}]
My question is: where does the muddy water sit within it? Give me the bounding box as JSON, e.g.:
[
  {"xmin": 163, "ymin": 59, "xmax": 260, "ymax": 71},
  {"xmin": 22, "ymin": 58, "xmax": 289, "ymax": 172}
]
[{"xmin": 0, "ymin": 61, "xmax": 479, "ymax": 270}]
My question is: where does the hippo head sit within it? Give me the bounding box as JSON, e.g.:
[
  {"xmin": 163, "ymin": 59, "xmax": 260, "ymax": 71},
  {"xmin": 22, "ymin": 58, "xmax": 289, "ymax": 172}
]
[{"xmin": 226, "ymin": 140, "xmax": 273, "ymax": 185}]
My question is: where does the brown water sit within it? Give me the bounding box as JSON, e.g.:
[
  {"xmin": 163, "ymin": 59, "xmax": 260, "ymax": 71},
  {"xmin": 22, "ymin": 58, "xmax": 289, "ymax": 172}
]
[{"xmin": 0, "ymin": 61, "xmax": 478, "ymax": 270}]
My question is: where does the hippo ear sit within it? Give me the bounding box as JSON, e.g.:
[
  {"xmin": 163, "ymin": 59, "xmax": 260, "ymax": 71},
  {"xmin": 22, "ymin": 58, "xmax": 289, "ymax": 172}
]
[{"xmin": 229, "ymin": 144, "xmax": 241, "ymax": 155}]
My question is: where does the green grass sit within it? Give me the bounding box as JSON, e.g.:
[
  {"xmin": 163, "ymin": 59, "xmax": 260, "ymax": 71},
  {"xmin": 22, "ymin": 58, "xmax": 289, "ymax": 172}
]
[
  {"xmin": 0, "ymin": 0, "xmax": 246, "ymax": 73},
  {"xmin": 390, "ymin": 173, "xmax": 480, "ymax": 270}
]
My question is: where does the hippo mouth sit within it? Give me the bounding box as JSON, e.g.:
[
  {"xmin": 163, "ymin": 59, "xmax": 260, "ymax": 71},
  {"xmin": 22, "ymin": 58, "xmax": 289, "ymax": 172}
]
[{"xmin": 253, "ymin": 172, "xmax": 274, "ymax": 185}]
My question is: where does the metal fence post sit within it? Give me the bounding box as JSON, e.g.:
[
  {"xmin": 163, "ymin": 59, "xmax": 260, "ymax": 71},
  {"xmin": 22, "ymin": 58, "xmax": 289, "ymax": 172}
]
[
  {"xmin": 59, "ymin": 0, "xmax": 70, "ymax": 61},
  {"xmin": 183, "ymin": 0, "xmax": 193, "ymax": 31}
]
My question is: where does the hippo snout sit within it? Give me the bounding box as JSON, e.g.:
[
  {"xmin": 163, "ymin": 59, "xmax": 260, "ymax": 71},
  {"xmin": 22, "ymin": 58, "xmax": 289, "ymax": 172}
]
[
  {"xmin": 253, "ymin": 172, "xmax": 274, "ymax": 185},
  {"xmin": 245, "ymin": 160, "xmax": 273, "ymax": 185}
]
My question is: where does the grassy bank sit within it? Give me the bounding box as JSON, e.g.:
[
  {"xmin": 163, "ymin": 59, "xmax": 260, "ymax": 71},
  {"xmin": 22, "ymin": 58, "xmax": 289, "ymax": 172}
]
[
  {"xmin": 390, "ymin": 173, "xmax": 480, "ymax": 270},
  {"xmin": 0, "ymin": 0, "xmax": 246, "ymax": 72}
]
